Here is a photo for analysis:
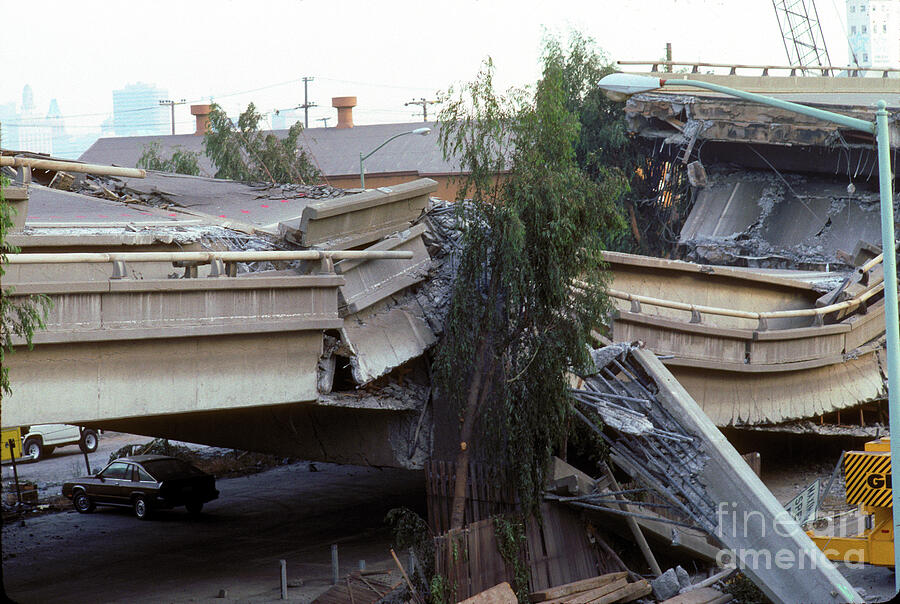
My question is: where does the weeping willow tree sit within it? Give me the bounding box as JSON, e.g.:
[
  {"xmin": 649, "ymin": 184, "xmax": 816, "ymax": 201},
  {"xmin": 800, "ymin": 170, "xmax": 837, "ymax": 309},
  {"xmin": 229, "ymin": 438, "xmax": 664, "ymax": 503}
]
[
  {"xmin": 555, "ymin": 31, "xmax": 689, "ymax": 256},
  {"xmin": 1, "ymin": 172, "xmax": 50, "ymax": 397},
  {"xmin": 435, "ymin": 46, "xmax": 627, "ymax": 529},
  {"xmin": 203, "ymin": 102, "xmax": 320, "ymax": 184}
]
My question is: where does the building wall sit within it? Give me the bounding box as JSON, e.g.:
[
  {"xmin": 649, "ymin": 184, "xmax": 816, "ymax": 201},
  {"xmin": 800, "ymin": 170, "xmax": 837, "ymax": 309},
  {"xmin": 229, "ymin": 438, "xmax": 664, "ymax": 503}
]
[
  {"xmin": 112, "ymin": 83, "xmax": 170, "ymax": 137},
  {"xmin": 847, "ymin": 0, "xmax": 900, "ymax": 67}
]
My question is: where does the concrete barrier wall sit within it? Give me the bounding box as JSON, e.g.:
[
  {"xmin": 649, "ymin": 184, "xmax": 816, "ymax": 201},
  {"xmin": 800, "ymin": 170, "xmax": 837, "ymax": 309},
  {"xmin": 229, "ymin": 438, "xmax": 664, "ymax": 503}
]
[
  {"xmin": 4, "ymin": 331, "xmax": 325, "ymax": 426},
  {"xmin": 298, "ymin": 178, "xmax": 436, "ymax": 248},
  {"xmin": 606, "ymin": 252, "xmax": 821, "ymax": 330},
  {"xmin": 9, "ymin": 275, "xmax": 344, "ymax": 345}
]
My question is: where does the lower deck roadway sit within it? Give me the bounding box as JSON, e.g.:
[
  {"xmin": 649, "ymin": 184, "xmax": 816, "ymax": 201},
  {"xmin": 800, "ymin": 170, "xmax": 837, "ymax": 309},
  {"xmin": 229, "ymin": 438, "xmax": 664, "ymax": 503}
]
[{"xmin": 2, "ymin": 461, "xmax": 423, "ymax": 603}]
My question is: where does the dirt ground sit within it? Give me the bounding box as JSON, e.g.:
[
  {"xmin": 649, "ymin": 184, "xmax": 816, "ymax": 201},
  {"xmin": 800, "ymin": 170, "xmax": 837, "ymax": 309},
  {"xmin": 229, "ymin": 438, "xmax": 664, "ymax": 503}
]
[{"xmin": 2, "ymin": 446, "xmax": 424, "ymax": 603}]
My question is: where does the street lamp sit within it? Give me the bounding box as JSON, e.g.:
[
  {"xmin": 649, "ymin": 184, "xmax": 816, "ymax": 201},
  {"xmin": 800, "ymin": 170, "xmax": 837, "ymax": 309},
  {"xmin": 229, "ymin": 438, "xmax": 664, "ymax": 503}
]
[
  {"xmin": 599, "ymin": 72, "xmax": 898, "ymax": 581},
  {"xmin": 359, "ymin": 127, "xmax": 431, "ymax": 189}
]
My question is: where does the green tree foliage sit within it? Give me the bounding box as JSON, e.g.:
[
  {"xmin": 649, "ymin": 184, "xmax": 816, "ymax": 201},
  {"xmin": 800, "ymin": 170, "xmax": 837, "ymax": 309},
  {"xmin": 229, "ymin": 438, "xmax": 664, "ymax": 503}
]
[
  {"xmin": 136, "ymin": 142, "xmax": 201, "ymax": 176},
  {"xmin": 1, "ymin": 175, "xmax": 50, "ymax": 396},
  {"xmin": 436, "ymin": 53, "xmax": 627, "ymax": 527},
  {"xmin": 203, "ymin": 103, "xmax": 320, "ymax": 184},
  {"xmin": 551, "ymin": 31, "xmax": 690, "ymax": 256}
]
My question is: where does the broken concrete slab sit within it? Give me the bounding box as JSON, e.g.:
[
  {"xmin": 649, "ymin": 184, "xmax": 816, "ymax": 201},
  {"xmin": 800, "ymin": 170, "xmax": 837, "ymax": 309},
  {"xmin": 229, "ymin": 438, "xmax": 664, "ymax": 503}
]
[
  {"xmin": 680, "ymin": 180, "xmax": 766, "ymax": 241},
  {"xmin": 341, "ymin": 296, "xmax": 438, "ymax": 385},
  {"xmin": 295, "ymin": 178, "xmax": 436, "ymax": 248},
  {"xmin": 678, "ymin": 169, "xmax": 897, "ymax": 269},
  {"xmin": 652, "ymin": 568, "xmax": 681, "ymax": 601},
  {"xmin": 334, "ymin": 222, "xmax": 431, "ymax": 316}
]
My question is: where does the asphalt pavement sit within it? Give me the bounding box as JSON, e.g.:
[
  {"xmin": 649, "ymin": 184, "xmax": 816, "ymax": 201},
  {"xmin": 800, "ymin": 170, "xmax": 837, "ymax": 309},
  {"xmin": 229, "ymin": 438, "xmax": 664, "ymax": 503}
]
[
  {"xmin": 2, "ymin": 432, "xmax": 143, "ymax": 502},
  {"xmin": 2, "ymin": 458, "xmax": 424, "ymax": 603}
]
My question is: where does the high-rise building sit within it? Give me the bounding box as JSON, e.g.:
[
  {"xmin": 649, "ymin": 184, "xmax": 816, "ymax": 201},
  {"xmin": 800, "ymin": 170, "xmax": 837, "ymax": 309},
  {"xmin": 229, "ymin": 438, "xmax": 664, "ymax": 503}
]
[
  {"xmin": 0, "ymin": 101, "xmax": 18, "ymax": 149},
  {"xmin": 46, "ymin": 98, "xmax": 66, "ymax": 140},
  {"xmin": 271, "ymin": 108, "xmax": 303, "ymax": 130},
  {"xmin": 112, "ymin": 82, "xmax": 169, "ymax": 136},
  {"xmin": 16, "ymin": 85, "xmax": 53, "ymax": 154},
  {"xmin": 846, "ymin": 0, "xmax": 900, "ymax": 68}
]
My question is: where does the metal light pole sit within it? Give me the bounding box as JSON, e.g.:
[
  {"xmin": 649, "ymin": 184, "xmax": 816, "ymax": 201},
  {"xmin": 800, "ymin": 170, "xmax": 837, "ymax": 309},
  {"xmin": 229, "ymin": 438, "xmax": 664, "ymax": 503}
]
[
  {"xmin": 359, "ymin": 127, "xmax": 430, "ymax": 189},
  {"xmin": 599, "ymin": 73, "xmax": 897, "ymax": 584}
]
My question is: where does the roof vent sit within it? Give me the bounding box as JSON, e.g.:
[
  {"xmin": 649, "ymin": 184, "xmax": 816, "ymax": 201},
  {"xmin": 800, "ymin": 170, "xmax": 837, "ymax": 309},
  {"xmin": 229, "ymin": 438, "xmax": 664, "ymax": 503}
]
[
  {"xmin": 332, "ymin": 96, "xmax": 357, "ymax": 129},
  {"xmin": 191, "ymin": 104, "xmax": 212, "ymax": 136}
]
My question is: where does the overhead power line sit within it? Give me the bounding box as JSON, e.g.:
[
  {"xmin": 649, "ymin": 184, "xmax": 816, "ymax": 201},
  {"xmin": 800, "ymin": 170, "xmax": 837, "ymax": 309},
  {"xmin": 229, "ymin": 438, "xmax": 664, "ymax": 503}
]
[
  {"xmin": 159, "ymin": 99, "xmax": 186, "ymax": 135},
  {"xmin": 299, "ymin": 76, "xmax": 317, "ymax": 128},
  {"xmin": 404, "ymin": 97, "xmax": 439, "ymax": 121}
]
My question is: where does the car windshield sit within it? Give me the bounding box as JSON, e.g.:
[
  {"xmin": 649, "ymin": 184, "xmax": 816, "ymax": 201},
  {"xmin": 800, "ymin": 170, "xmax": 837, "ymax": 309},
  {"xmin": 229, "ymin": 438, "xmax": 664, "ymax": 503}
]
[{"xmin": 140, "ymin": 459, "xmax": 205, "ymax": 480}]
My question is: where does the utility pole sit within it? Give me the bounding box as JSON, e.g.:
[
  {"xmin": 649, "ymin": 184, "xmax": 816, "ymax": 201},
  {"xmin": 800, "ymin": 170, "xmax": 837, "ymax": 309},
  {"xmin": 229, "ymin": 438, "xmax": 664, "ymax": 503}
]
[
  {"xmin": 317, "ymin": 117, "xmax": 330, "ymax": 128},
  {"xmin": 300, "ymin": 77, "xmax": 317, "ymax": 128},
  {"xmin": 159, "ymin": 99, "xmax": 186, "ymax": 135},
  {"xmin": 405, "ymin": 97, "xmax": 438, "ymax": 122}
]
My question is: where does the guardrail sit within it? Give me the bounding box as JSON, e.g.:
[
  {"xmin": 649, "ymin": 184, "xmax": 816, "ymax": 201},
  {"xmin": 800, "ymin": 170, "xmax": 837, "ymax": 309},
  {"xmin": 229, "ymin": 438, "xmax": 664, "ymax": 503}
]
[
  {"xmin": 617, "ymin": 60, "xmax": 900, "ymax": 78},
  {"xmin": 4, "ymin": 249, "xmax": 415, "ymax": 279},
  {"xmin": 606, "ymin": 282, "xmax": 883, "ymax": 332},
  {"xmin": 591, "ymin": 253, "xmax": 887, "ymax": 332}
]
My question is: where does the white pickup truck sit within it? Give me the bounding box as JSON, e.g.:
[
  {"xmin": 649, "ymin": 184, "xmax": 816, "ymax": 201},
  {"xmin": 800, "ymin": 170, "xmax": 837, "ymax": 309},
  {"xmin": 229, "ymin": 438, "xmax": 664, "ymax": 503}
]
[{"xmin": 21, "ymin": 425, "xmax": 100, "ymax": 461}]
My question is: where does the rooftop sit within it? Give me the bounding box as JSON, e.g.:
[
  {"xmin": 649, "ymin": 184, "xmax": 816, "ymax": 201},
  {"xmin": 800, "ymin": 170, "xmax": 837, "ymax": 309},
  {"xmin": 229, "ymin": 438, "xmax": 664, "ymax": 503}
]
[{"xmin": 79, "ymin": 121, "xmax": 457, "ymax": 180}]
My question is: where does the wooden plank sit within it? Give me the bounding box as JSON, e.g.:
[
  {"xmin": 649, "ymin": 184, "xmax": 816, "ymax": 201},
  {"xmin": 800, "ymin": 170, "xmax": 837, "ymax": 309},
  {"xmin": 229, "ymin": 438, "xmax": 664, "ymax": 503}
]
[
  {"xmin": 594, "ymin": 579, "xmax": 652, "ymax": 604},
  {"xmin": 660, "ymin": 587, "xmax": 732, "ymax": 604},
  {"xmin": 527, "ymin": 514, "xmax": 550, "ymax": 591},
  {"xmin": 543, "ymin": 577, "xmax": 628, "ymax": 604},
  {"xmin": 529, "ymin": 572, "xmax": 628, "ymax": 602},
  {"xmin": 458, "ymin": 582, "xmax": 517, "ymax": 604},
  {"xmin": 469, "ymin": 520, "xmax": 484, "ymax": 595}
]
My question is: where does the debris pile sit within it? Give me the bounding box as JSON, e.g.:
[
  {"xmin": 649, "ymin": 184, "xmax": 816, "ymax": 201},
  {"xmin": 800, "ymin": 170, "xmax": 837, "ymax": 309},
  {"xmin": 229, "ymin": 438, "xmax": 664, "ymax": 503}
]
[{"xmin": 72, "ymin": 173, "xmax": 345, "ymax": 210}]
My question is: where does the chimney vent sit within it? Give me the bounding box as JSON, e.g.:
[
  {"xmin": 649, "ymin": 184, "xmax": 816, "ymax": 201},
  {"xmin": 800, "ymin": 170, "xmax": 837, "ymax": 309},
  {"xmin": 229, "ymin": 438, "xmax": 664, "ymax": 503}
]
[
  {"xmin": 191, "ymin": 104, "xmax": 212, "ymax": 135},
  {"xmin": 332, "ymin": 96, "xmax": 357, "ymax": 129}
]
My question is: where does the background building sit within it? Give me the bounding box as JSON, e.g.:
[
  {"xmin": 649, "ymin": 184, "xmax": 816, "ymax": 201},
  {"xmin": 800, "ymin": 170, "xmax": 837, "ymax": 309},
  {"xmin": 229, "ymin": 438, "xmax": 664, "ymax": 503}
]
[
  {"xmin": 112, "ymin": 82, "xmax": 169, "ymax": 136},
  {"xmin": 271, "ymin": 108, "xmax": 304, "ymax": 130},
  {"xmin": 15, "ymin": 85, "xmax": 53, "ymax": 154},
  {"xmin": 846, "ymin": 0, "xmax": 900, "ymax": 68}
]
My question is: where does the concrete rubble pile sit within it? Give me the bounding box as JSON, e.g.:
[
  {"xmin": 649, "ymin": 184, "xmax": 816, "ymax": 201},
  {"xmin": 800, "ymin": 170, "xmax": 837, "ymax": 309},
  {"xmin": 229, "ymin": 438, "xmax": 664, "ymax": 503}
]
[
  {"xmin": 560, "ymin": 343, "xmax": 864, "ymax": 603},
  {"xmin": 623, "ymin": 85, "xmax": 899, "ymax": 272}
]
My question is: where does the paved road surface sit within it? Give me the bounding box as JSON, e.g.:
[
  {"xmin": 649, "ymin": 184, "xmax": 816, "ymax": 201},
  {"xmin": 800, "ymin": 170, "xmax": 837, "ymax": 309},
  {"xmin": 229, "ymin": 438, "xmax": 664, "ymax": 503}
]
[
  {"xmin": 2, "ymin": 432, "xmax": 148, "ymax": 501},
  {"xmin": 3, "ymin": 461, "xmax": 423, "ymax": 603}
]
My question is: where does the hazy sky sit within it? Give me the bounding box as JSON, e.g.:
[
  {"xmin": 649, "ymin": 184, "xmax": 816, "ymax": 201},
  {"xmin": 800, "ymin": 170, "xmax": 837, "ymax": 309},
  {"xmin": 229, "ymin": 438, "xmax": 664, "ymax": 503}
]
[{"xmin": 2, "ymin": 0, "xmax": 852, "ymax": 135}]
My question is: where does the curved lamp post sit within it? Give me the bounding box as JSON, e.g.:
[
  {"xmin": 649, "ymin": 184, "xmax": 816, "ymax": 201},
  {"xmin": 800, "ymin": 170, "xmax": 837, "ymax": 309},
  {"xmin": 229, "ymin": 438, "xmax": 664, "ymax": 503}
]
[
  {"xmin": 359, "ymin": 127, "xmax": 431, "ymax": 188},
  {"xmin": 599, "ymin": 72, "xmax": 897, "ymax": 585}
]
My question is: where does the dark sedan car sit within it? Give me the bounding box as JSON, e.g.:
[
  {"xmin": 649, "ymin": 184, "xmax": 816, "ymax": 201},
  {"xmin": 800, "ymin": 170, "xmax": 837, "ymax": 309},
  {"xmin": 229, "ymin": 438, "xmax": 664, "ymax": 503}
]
[{"xmin": 62, "ymin": 454, "xmax": 219, "ymax": 519}]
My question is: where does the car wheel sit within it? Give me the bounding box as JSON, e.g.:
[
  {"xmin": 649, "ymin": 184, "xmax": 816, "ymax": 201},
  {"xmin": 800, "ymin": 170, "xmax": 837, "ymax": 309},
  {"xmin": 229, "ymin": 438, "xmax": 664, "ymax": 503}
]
[
  {"xmin": 23, "ymin": 438, "xmax": 43, "ymax": 461},
  {"xmin": 185, "ymin": 501, "xmax": 203, "ymax": 515},
  {"xmin": 79, "ymin": 429, "xmax": 99, "ymax": 453},
  {"xmin": 133, "ymin": 495, "xmax": 151, "ymax": 520},
  {"xmin": 73, "ymin": 490, "xmax": 95, "ymax": 513}
]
